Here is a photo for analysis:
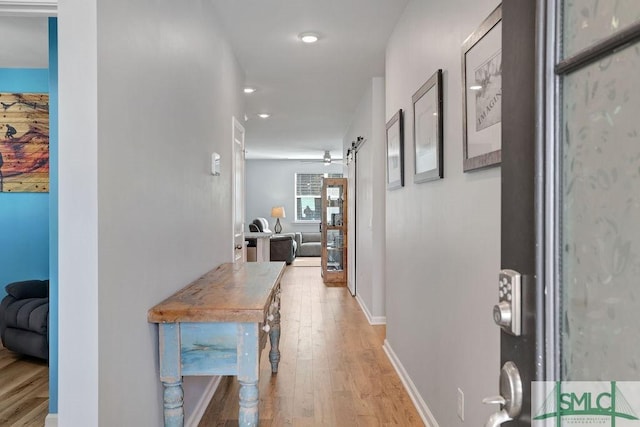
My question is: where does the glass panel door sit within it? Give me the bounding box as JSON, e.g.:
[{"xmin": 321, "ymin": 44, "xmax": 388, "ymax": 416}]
[
  {"xmin": 559, "ymin": 3, "xmax": 640, "ymax": 380},
  {"xmin": 563, "ymin": 0, "xmax": 640, "ymax": 58}
]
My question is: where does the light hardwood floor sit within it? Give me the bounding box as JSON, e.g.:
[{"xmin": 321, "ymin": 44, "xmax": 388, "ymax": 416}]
[
  {"xmin": 199, "ymin": 265, "xmax": 423, "ymax": 426},
  {"xmin": 0, "ymin": 265, "xmax": 423, "ymax": 426},
  {"xmin": 0, "ymin": 347, "xmax": 48, "ymax": 426}
]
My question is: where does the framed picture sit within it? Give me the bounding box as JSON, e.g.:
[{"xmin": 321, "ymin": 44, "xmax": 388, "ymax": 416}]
[
  {"xmin": 385, "ymin": 109, "xmax": 404, "ymax": 190},
  {"xmin": 0, "ymin": 93, "xmax": 49, "ymax": 193},
  {"xmin": 412, "ymin": 69, "xmax": 443, "ymax": 183},
  {"xmin": 461, "ymin": 4, "xmax": 502, "ymax": 172}
]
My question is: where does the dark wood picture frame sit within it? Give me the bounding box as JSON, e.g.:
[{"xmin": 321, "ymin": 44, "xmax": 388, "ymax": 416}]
[
  {"xmin": 385, "ymin": 109, "xmax": 404, "ymax": 190},
  {"xmin": 412, "ymin": 69, "xmax": 443, "ymax": 183},
  {"xmin": 461, "ymin": 4, "xmax": 502, "ymax": 172}
]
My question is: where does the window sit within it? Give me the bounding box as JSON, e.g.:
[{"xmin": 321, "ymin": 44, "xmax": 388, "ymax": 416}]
[{"xmin": 295, "ymin": 173, "xmax": 342, "ymax": 222}]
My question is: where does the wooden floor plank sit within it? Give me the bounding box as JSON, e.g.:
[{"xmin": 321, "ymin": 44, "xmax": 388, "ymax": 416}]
[
  {"xmin": 198, "ymin": 265, "xmax": 424, "ymax": 426},
  {"xmin": 0, "ymin": 371, "xmax": 48, "ymax": 416},
  {"xmin": 0, "ymin": 347, "xmax": 49, "ymax": 427},
  {"xmin": 2, "ymin": 397, "xmax": 48, "ymax": 427},
  {"xmin": 0, "ymin": 350, "xmax": 48, "ymax": 427}
]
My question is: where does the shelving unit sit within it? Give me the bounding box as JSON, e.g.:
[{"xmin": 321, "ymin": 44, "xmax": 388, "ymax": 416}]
[{"xmin": 321, "ymin": 178, "xmax": 348, "ymax": 283}]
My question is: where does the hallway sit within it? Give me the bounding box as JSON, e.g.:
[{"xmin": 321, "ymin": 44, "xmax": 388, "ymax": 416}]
[{"xmin": 199, "ymin": 265, "xmax": 423, "ymax": 426}]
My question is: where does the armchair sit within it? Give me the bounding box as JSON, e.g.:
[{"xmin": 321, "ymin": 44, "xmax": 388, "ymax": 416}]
[{"xmin": 0, "ymin": 279, "xmax": 49, "ymax": 360}]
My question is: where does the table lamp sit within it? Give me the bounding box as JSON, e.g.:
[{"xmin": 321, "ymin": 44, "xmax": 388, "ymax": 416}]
[{"xmin": 271, "ymin": 206, "xmax": 285, "ymax": 234}]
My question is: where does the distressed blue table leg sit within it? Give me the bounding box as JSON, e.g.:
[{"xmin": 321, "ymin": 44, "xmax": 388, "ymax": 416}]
[
  {"xmin": 159, "ymin": 323, "xmax": 184, "ymax": 427},
  {"xmin": 269, "ymin": 288, "xmax": 281, "ymax": 373},
  {"xmin": 238, "ymin": 323, "xmax": 259, "ymax": 426},
  {"xmin": 238, "ymin": 379, "xmax": 259, "ymax": 426},
  {"xmin": 162, "ymin": 380, "xmax": 184, "ymax": 427}
]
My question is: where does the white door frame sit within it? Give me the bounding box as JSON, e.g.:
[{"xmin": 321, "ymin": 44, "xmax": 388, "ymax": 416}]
[
  {"xmin": 231, "ymin": 116, "xmax": 245, "ymax": 262},
  {"xmin": 0, "ymin": 1, "xmax": 57, "ymax": 16},
  {"xmin": 347, "ymin": 153, "xmax": 356, "ymax": 296}
]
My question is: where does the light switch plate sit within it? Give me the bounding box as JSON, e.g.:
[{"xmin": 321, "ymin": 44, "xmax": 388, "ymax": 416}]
[
  {"xmin": 457, "ymin": 388, "xmax": 464, "ymax": 421},
  {"xmin": 211, "ymin": 152, "xmax": 221, "ymax": 176}
]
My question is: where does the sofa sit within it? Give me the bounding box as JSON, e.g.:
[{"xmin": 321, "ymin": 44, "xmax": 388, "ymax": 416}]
[
  {"xmin": 295, "ymin": 232, "xmax": 321, "ymax": 257},
  {"xmin": 247, "ymin": 218, "xmax": 297, "ymax": 265},
  {"xmin": 0, "ymin": 279, "xmax": 49, "ymax": 360}
]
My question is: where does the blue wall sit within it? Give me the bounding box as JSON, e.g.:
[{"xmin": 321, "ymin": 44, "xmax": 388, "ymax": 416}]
[
  {"xmin": 48, "ymin": 17, "xmax": 59, "ymax": 415},
  {"xmin": 0, "ymin": 69, "xmax": 50, "ymax": 300},
  {"xmin": 0, "ymin": 19, "xmax": 59, "ymax": 417}
]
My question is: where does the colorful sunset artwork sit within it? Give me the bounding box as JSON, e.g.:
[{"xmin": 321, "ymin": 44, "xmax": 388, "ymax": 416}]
[{"xmin": 0, "ymin": 93, "xmax": 49, "ymax": 193}]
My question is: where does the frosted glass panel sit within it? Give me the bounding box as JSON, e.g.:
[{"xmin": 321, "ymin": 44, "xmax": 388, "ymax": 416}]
[
  {"xmin": 561, "ymin": 42, "xmax": 640, "ymax": 380},
  {"xmin": 563, "ymin": 0, "xmax": 640, "ymax": 57}
]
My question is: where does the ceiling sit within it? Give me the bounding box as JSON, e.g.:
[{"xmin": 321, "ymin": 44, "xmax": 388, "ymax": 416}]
[
  {"xmin": 2, "ymin": 1, "xmax": 410, "ymax": 161},
  {"xmin": 211, "ymin": 0, "xmax": 409, "ymax": 160},
  {"xmin": 0, "ymin": 16, "xmax": 48, "ymax": 68}
]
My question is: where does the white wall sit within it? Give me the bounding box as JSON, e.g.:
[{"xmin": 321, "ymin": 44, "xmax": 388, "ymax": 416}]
[
  {"xmin": 385, "ymin": 1, "xmax": 500, "ymax": 426},
  {"xmin": 343, "ymin": 77, "xmax": 386, "ymax": 322},
  {"xmin": 245, "ymin": 160, "xmax": 344, "ymax": 234},
  {"xmin": 58, "ymin": 0, "xmax": 245, "ymax": 425}
]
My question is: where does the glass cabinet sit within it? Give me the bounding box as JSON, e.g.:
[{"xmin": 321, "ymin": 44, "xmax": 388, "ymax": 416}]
[{"xmin": 321, "ymin": 178, "xmax": 348, "ymax": 283}]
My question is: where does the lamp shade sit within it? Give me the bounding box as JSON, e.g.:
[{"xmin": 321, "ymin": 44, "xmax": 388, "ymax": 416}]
[{"xmin": 271, "ymin": 206, "xmax": 285, "ymax": 218}]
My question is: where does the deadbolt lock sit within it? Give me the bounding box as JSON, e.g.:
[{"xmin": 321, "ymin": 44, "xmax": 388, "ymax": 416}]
[{"xmin": 493, "ymin": 269, "xmax": 521, "ymax": 336}]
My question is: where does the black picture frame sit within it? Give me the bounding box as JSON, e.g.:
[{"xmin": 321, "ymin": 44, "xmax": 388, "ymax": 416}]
[
  {"xmin": 412, "ymin": 69, "xmax": 443, "ymax": 183},
  {"xmin": 385, "ymin": 109, "xmax": 404, "ymax": 190},
  {"xmin": 461, "ymin": 4, "xmax": 502, "ymax": 172}
]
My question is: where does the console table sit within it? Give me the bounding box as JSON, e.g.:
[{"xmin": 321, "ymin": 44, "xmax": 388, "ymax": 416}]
[{"xmin": 148, "ymin": 262, "xmax": 285, "ymax": 426}]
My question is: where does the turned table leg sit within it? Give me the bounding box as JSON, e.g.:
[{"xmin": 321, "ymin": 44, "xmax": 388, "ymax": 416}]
[
  {"xmin": 159, "ymin": 323, "xmax": 184, "ymax": 426},
  {"xmin": 162, "ymin": 380, "xmax": 184, "ymax": 427},
  {"xmin": 269, "ymin": 288, "xmax": 281, "ymax": 373},
  {"xmin": 238, "ymin": 323, "xmax": 260, "ymax": 426},
  {"xmin": 238, "ymin": 380, "xmax": 259, "ymax": 426}
]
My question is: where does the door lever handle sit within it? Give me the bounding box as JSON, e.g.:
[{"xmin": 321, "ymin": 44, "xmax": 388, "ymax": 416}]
[
  {"xmin": 484, "ymin": 409, "xmax": 512, "ymax": 427},
  {"xmin": 483, "ymin": 396, "xmax": 510, "ymax": 427},
  {"xmin": 482, "ymin": 395, "xmax": 506, "ymax": 405},
  {"xmin": 482, "ymin": 362, "xmax": 523, "ymax": 427}
]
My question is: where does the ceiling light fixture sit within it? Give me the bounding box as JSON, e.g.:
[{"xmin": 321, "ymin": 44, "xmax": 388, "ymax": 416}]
[
  {"xmin": 243, "ymin": 87, "xmax": 256, "ymax": 94},
  {"xmin": 323, "ymin": 150, "xmax": 331, "ymax": 164},
  {"xmin": 469, "ymin": 85, "xmax": 483, "ymax": 91},
  {"xmin": 299, "ymin": 32, "xmax": 320, "ymax": 43},
  {"xmin": 258, "ymin": 113, "xmax": 271, "ymax": 119}
]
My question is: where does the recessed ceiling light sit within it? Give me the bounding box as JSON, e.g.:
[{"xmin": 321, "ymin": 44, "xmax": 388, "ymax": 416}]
[
  {"xmin": 243, "ymin": 87, "xmax": 256, "ymax": 94},
  {"xmin": 299, "ymin": 32, "xmax": 320, "ymax": 43},
  {"xmin": 258, "ymin": 113, "xmax": 271, "ymax": 119},
  {"xmin": 469, "ymin": 85, "xmax": 483, "ymax": 91}
]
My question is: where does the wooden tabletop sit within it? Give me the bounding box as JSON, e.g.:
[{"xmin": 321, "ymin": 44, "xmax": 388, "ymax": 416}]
[{"xmin": 148, "ymin": 262, "xmax": 285, "ymax": 323}]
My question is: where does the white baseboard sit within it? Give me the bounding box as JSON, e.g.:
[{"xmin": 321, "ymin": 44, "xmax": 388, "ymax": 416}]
[
  {"xmin": 45, "ymin": 413, "xmax": 58, "ymax": 427},
  {"xmin": 44, "ymin": 377, "xmax": 220, "ymax": 427},
  {"xmin": 382, "ymin": 339, "xmax": 439, "ymax": 427},
  {"xmin": 355, "ymin": 294, "xmax": 386, "ymax": 325},
  {"xmin": 185, "ymin": 375, "xmax": 222, "ymax": 427}
]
